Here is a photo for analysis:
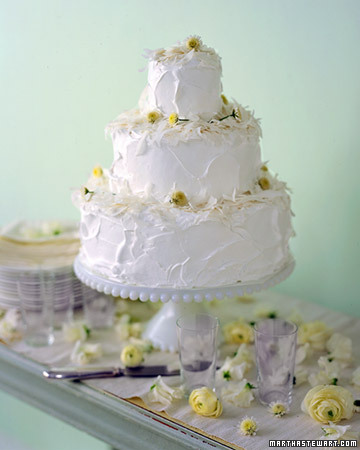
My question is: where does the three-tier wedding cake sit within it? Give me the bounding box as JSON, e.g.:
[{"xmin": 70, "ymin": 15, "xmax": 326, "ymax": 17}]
[{"xmin": 73, "ymin": 36, "xmax": 294, "ymax": 289}]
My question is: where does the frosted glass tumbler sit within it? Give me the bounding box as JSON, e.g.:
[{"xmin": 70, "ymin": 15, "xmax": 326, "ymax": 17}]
[
  {"xmin": 17, "ymin": 271, "xmax": 55, "ymax": 347},
  {"xmin": 254, "ymin": 319, "xmax": 297, "ymax": 406},
  {"xmin": 176, "ymin": 313, "xmax": 219, "ymax": 395}
]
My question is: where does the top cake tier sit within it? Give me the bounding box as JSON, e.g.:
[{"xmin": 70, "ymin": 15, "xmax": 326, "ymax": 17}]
[{"xmin": 140, "ymin": 37, "xmax": 223, "ymax": 121}]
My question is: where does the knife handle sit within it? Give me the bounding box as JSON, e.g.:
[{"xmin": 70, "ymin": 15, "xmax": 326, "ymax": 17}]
[{"xmin": 43, "ymin": 367, "xmax": 122, "ymax": 380}]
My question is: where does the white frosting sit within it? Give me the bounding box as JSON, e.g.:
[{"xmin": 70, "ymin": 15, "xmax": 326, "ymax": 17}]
[
  {"xmin": 109, "ymin": 126, "xmax": 261, "ymax": 204},
  {"xmin": 74, "ymin": 37, "xmax": 294, "ymax": 290},
  {"xmin": 74, "ymin": 185, "xmax": 293, "ymax": 289},
  {"xmin": 141, "ymin": 39, "xmax": 222, "ymax": 121}
]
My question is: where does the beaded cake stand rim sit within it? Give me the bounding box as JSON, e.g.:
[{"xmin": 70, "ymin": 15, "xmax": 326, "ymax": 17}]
[{"xmin": 74, "ymin": 255, "xmax": 295, "ymax": 303}]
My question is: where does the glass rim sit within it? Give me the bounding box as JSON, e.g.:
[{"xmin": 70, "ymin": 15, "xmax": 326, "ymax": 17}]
[
  {"xmin": 253, "ymin": 318, "xmax": 298, "ymax": 337},
  {"xmin": 176, "ymin": 313, "xmax": 219, "ymax": 331}
]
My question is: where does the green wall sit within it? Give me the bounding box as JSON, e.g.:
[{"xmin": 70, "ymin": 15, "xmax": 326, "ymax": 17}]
[{"xmin": 1, "ymin": 2, "xmax": 359, "ymax": 311}]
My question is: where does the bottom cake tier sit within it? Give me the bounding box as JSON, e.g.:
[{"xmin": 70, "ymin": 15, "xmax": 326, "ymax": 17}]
[{"xmin": 75, "ymin": 187, "xmax": 294, "ymax": 289}]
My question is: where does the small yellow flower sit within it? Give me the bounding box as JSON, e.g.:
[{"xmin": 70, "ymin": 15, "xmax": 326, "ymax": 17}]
[
  {"xmin": 259, "ymin": 177, "xmax": 270, "ymax": 190},
  {"xmin": 146, "ymin": 111, "xmax": 161, "ymax": 124},
  {"xmin": 120, "ymin": 344, "xmax": 144, "ymax": 367},
  {"xmin": 301, "ymin": 385, "xmax": 354, "ymax": 423},
  {"xmin": 170, "ymin": 191, "xmax": 188, "ymax": 207},
  {"xmin": 261, "ymin": 165, "xmax": 268, "ymax": 172},
  {"xmin": 239, "ymin": 416, "xmax": 258, "ymax": 436},
  {"xmin": 168, "ymin": 113, "xmax": 179, "ymax": 126},
  {"xmin": 268, "ymin": 401, "xmax": 288, "ymax": 418},
  {"xmin": 186, "ymin": 36, "xmax": 201, "ymax": 51},
  {"xmin": 223, "ymin": 320, "xmax": 254, "ymax": 345},
  {"xmin": 221, "ymin": 94, "xmax": 228, "ymax": 105},
  {"xmin": 92, "ymin": 165, "xmax": 103, "ymax": 178},
  {"xmin": 189, "ymin": 387, "xmax": 223, "ymax": 418}
]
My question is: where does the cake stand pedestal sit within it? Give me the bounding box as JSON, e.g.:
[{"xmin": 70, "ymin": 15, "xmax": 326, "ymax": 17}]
[{"xmin": 74, "ymin": 256, "xmax": 295, "ymax": 352}]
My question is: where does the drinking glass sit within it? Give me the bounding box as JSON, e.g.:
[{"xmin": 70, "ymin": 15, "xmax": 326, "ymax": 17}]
[
  {"xmin": 254, "ymin": 319, "xmax": 297, "ymax": 406},
  {"xmin": 17, "ymin": 271, "xmax": 55, "ymax": 347},
  {"xmin": 176, "ymin": 313, "xmax": 219, "ymax": 395}
]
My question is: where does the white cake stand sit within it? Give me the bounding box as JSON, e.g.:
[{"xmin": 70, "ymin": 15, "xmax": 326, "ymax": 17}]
[{"xmin": 74, "ymin": 256, "xmax": 295, "ymax": 352}]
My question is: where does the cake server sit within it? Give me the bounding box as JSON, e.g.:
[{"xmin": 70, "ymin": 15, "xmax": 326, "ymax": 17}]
[{"xmin": 43, "ymin": 365, "xmax": 180, "ymax": 380}]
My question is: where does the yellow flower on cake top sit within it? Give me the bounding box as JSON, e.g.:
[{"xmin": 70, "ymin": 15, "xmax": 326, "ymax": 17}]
[
  {"xmin": 168, "ymin": 112, "xmax": 179, "ymax": 125},
  {"xmin": 186, "ymin": 36, "xmax": 202, "ymax": 51},
  {"xmin": 120, "ymin": 344, "xmax": 144, "ymax": 367},
  {"xmin": 223, "ymin": 320, "xmax": 254, "ymax": 345},
  {"xmin": 189, "ymin": 387, "xmax": 222, "ymax": 418},
  {"xmin": 170, "ymin": 191, "xmax": 188, "ymax": 207},
  {"xmin": 92, "ymin": 165, "xmax": 103, "ymax": 178},
  {"xmin": 146, "ymin": 111, "xmax": 161, "ymax": 124},
  {"xmin": 298, "ymin": 320, "xmax": 332, "ymax": 351},
  {"xmin": 301, "ymin": 385, "xmax": 354, "ymax": 423},
  {"xmin": 259, "ymin": 177, "xmax": 270, "ymax": 190},
  {"xmin": 221, "ymin": 94, "xmax": 229, "ymax": 105}
]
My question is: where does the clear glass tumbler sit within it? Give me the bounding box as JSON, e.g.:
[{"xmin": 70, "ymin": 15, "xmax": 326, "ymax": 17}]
[
  {"xmin": 254, "ymin": 319, "xmax": 297, "ymax": 406},
  {"xmin": 83, "ymin": 293, "xmax": 115, "ymax": 329},
  {"xmin": 176, "ymin": 313, "xmax": 219, "ymax": 395},
  {"xmin": 17, "ymin": 271, "xmax": 55, "ymax": 347}
]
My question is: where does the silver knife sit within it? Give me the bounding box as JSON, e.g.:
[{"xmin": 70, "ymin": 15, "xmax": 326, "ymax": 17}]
[{"xmin": 43, "ymin": 365, "xmax": 180, "ymax": 380}]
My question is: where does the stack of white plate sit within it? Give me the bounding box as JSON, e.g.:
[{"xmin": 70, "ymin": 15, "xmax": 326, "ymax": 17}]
[{"xmin": 0, "ymin": 220, "xmax": 96, "ymax": 313}]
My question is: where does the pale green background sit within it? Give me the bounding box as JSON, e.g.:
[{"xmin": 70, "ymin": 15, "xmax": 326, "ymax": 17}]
[{"xmin": 0, "ymin": 0, "xmax": 359, "ymax": 448}]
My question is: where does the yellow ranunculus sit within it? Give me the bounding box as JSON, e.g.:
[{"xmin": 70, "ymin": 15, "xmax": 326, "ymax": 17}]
[
  {"xmin": 259, "ymin": 177, "xmax": 270, "ymax": 190},
  {"xmin": 168, "ymin": 113, "xmax": 179, "ymax": 126},
  {"xmin": 170, "ymin": 191, "xmax": 188, "ymax": 207},
  {"xmin": 120, "ymin": 344, "xmax": 144, "ymax": 367},
  {"xmin": 301, "ymin": 385, "xmax": 354, "ymax": 423},
  {"xmin": 189, "ymin": 387, "xmax": 222, "ymax": 418},
  {"xmin": 298, "ymin": 321, "xmax": 332, "ymax": 351},
  {"xmin": 92, "ymin": 165, "xmax": 103, "ymax": 178},
  {"xmin": 223, "ymin": 321, "xmax": 254, "ymax": 345},
  {"xmin": 146, "ymin": 111, "xmax": 160, "ymax": 124}
]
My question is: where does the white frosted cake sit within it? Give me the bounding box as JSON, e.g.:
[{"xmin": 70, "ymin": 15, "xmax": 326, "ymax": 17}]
[{"xmin": 73, "ymin": 37, "xmax": 294, "ymax": 289}]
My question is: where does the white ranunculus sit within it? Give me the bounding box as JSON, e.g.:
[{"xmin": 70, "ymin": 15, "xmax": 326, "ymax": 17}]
[
  {"xmin": 253, "ymin": 304, "xmax": 277, "ymax": 319},
  {"xmin": 3, "ymin": 309, "xmax": 21, "ymax": 328},
  {"xmin": 128, "ymin": 337, "xmax": 153, "ymax": 353},
  {"xmin": 308, "ymin": 370, "xmax": 334, "ymax": 387},
  {"xmin": 318, "ymin": 356, "xmax": 341, "ymax": 377},
  {"xmin": 221, "ymin": 379, "xmax": 255, "ymax": 407},
  {"xmin": 321, "ymin": 421, "xmax": 359, "ymax": 442},
  {"xmin": 351, "ymin": 367, "xmax": 360, "ymax": 389},
  {"xmin": 296, "ymin": 343, "xmax": 313, "ymax": 365},
  {"xmin": 0, "ymin": 309, "xmax": 22, "ymax": 342},
  {"xmin": 115, "ymin": 319, "xmax": 143, "ymax": 341},
  {"xmin": 287, "ymin": 309, "xmax": 304, "ymax": 326},
  {"xmin": 232, "ymin": 343, "xmax": 254, "ymax": 370},
  {"xmin": 144, "ymin": 376, "xmax": 184, "ymax": 410},
  {"xmin": 62, "ymin": 321, "xmax": 90, "ymax": 343},
  {"xmin": 294, "ymin": 365, "xmax": 309, "ymax": 387},
  {"xmin": 298, "ymin": 321, "xmax": 332, "ymax": 351},
  {"xmin": 326, "ymin": 333, "xmax": 352, "ymax": 365},
  {"xmin": 70, "ymin": 341, "xmax": 103, "ymax": 365},
  {"xmin": 217, "ymin": 358, "xmax": 247, "ymax": 382}
]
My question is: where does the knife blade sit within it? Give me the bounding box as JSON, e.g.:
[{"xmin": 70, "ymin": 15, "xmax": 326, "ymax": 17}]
[{"xmin": 43, "ymin": 365, "xmax": 180, "ymax": 380}]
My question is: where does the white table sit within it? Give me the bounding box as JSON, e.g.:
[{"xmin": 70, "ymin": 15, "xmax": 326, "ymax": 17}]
[{"xmin": 1, "ymin": 292, "xmax": 359, "ymax": 450}]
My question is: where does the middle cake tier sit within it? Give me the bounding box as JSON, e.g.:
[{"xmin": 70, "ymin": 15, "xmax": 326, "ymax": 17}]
[{"xmin": 107, "ymin": 106, "xmax": 262, "ymax": 205}]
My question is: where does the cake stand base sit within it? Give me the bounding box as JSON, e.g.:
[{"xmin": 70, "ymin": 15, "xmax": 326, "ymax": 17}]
[
  {"xmin": 74, "ymin": 256, "xmax": 295, "ymax": 352},
  {"xmin": 142, "ymin": 301, "xmax": 209, "ymax": 352}
]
